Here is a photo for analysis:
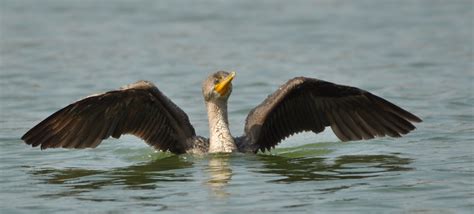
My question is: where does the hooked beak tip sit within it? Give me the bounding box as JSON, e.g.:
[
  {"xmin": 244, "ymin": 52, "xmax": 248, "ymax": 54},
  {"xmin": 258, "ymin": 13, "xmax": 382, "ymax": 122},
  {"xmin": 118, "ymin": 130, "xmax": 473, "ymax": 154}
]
[{"xmin": 214, "ymin": 71, "xmax": 236, "ymax": 96}]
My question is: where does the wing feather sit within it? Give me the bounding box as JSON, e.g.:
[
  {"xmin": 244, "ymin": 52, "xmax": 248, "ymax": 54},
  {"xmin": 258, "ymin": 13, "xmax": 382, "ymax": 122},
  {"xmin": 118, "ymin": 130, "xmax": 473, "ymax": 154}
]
[
  {"xmin": 241, "ymin": 77, "xmax": 422, "ymax": 152},
  {"xmin": 22, "ymin": 81, "xmax": 196, "ymax": 154}
]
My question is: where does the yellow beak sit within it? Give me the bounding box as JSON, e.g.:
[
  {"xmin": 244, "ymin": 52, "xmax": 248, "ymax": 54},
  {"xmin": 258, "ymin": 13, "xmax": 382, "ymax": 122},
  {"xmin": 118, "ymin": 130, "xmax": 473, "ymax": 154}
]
[{"xmin": 214, "ymin": 71, "xmax": 236, "ymax": 96}]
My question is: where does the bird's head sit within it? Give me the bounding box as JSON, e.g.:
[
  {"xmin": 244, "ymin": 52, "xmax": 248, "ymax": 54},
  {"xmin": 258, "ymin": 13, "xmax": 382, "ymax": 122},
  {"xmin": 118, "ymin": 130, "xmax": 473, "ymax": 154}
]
[{"xmin": 202, "ymin": 71, "xmax": 236, "ymax": 102}]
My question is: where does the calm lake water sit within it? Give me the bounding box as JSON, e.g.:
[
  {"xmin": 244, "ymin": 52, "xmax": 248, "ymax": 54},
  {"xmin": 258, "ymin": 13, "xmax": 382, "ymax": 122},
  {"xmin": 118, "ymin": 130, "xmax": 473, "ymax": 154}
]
[{"xmin": 1, "ymin": 0, "xmax": 473, "ymax": 213}]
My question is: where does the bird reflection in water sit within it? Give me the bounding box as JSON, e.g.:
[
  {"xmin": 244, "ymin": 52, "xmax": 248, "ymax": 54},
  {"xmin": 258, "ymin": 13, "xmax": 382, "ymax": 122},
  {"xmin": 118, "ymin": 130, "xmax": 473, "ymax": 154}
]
[
  {"xmin": 29, "ymin": 150, "xmax": 412, "ymax": 199},
  {"xmin": 255, "ymin": 153, "xmax": 413, "ymax": 183},
  {"xmin": 30, "ymin": 155, "xmax": 193, "ymax": 197},
  {"xmin": 205, "ymin": 154, "xmax": 233, "ymax": 198}
]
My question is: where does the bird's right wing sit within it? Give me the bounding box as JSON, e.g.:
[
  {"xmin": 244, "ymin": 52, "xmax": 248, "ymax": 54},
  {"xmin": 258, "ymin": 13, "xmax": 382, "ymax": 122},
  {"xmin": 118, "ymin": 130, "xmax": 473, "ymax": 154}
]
[
  {"xmin": 240, "ymin": 77, "xmax": 422, "ymax": 153},
  {"xmin": 21, "ymin": 81, "xmax": 196, "ymax": 154}
]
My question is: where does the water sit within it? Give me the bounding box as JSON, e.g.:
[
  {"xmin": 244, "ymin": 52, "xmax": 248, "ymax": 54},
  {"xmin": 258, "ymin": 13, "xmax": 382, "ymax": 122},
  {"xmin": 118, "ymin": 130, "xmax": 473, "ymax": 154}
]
[{"xmin": 1, "ymin": 0, "xmax": 473, "ymax": 213}]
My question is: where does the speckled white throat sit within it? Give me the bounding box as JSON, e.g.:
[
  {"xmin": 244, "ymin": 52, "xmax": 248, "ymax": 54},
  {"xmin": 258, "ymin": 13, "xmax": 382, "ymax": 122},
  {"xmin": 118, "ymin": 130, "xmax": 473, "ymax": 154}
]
[{"xmin": 205, "ymin": 99, "xmax": 237, "ymax": 153}]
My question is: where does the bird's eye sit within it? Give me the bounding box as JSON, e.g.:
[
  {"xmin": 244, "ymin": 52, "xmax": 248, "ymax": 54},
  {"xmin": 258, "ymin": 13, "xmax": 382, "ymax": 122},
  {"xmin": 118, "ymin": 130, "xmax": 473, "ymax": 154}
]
[{"xmin": 213, "ymin": 79, "xmax": 219, "ymax": 84}]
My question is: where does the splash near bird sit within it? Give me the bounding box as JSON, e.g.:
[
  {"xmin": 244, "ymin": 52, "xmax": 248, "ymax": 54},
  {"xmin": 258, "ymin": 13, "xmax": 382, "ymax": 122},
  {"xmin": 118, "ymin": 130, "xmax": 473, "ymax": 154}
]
[{"xmin": 22, "ymin": 71, "xmax": 422, "ymax": 154}]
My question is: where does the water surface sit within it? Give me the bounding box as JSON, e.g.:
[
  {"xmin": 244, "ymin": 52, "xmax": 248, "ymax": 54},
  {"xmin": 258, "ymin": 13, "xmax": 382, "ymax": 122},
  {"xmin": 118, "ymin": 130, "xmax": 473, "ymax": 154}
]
[{"xmin": 1, "ymin": 0, "xmax": 473, "ymax": 213}]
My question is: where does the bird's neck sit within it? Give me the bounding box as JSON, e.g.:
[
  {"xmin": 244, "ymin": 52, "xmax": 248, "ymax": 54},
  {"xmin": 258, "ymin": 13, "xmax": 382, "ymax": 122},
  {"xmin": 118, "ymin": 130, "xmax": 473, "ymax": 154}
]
[{"xmin": 206, "ymin": 100, "xmax": 237, "ymax": 153}]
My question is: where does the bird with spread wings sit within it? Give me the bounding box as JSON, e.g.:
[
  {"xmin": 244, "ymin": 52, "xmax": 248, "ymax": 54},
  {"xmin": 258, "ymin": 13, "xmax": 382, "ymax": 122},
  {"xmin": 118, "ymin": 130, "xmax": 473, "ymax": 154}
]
[{"xmin": 22, "ymin": 71, "xmax": 422, "ymax": 154}]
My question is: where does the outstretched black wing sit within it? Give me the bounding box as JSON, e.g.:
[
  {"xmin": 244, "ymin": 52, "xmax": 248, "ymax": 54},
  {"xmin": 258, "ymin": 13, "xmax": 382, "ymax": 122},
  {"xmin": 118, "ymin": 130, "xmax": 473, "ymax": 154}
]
[
  {"xmin": 22, "ymin": 81, "xmax": 196, "ymax": 154},
  {"xmin": 241, "ymin": 77, "xmax": 422, "ymax": 152}
]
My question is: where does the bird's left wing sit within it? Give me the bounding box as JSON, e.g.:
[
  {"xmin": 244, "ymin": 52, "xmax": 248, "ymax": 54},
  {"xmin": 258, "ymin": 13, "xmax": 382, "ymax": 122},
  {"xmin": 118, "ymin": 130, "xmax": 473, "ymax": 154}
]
[
  {"xmin": 21, "ymin": 81, "xmax": 196, "ymax": 154},
  {"xmin": 239, "ymin": 77, "xmax": 422, "ymax": 153}
]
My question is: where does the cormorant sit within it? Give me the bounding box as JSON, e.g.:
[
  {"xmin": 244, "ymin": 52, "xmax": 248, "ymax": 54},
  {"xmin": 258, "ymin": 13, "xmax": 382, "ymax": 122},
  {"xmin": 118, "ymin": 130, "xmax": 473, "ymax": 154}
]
[{"xmin": 22, "ymin": 71, "xmax": 422, "ymax": 154}]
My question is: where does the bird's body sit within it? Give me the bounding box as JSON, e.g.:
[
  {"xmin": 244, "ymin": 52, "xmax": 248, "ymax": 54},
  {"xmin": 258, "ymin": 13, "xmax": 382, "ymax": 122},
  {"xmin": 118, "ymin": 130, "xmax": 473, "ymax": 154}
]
[{"xmin": 22, "ymin": 71, "xmax": 422, "ymax": 154}]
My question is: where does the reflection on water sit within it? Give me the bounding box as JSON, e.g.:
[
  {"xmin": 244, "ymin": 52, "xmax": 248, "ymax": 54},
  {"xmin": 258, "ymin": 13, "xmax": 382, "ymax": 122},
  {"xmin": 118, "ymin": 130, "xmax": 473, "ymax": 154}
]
[
  {"xmin": 29, "ymin": 149, "xmax": 412, "ymax": 199},
  {"xmin": 255, "ymin": 154, "xmax": 413, "ymax": 183},
  {"xmin": 206, "ymin": 154, "xmax": 233, "ymax": 198},
  {"xmin": 31, "ymin": 155, "xmax": 193, "ymax": 198}
]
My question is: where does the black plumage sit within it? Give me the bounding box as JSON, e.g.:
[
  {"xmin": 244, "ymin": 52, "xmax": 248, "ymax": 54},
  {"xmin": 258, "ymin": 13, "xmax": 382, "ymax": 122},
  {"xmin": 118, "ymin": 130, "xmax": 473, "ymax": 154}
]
[{"xmin": 22, "ymin": 73, "xmax": 422, "ymax": 154}]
